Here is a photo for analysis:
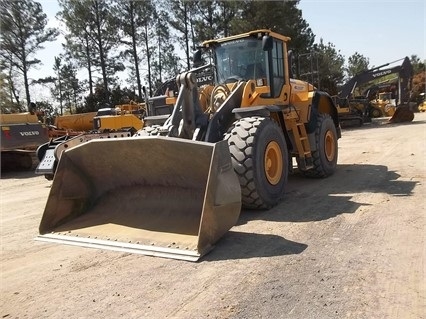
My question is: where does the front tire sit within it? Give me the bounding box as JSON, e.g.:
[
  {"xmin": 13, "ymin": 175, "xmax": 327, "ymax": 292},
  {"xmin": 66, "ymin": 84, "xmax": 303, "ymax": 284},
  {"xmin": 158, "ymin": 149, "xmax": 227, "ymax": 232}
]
[{"xmin": 225, "ymin": 116, "xmax": 288, "ymax": 209}]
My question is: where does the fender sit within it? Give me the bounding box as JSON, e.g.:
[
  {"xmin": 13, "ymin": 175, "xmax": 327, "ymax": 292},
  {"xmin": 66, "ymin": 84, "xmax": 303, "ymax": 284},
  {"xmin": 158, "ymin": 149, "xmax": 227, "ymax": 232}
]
[
  {"xmin": 308, "ymin": 91, "xmax": 341, "ymax": 138},
  {"xmin": 232, "ymin": 105, "xmax": 282, "ymax": 119}
]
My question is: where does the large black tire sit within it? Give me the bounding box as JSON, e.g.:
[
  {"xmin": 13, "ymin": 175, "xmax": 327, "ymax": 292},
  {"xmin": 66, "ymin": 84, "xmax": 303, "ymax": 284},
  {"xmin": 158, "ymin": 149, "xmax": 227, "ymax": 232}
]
[
  {"xmin": 300, "ymin": 113, "xmax": 338, "ymax": 178},
  {"xmin": 225, "ymin": 116, "xmax": 288, "ymax": 209}
]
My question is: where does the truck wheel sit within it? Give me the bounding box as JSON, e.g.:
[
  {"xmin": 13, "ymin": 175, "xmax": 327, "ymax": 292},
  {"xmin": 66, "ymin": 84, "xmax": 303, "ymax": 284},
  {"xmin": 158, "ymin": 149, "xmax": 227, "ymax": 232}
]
[
  {"xmin": 225, "ymin": 116, "xmax": 288, "ymax": 209},
  {"xmin": 301, "ymin": 113, "xmax": 338, "ymax": 178}
]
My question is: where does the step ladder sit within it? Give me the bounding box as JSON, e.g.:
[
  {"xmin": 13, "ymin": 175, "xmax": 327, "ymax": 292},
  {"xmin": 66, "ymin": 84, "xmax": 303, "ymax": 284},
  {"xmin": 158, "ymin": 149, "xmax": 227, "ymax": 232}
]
[{"xmin": 291, "ymin": 121, "xmax": 313, "ymax": 170}]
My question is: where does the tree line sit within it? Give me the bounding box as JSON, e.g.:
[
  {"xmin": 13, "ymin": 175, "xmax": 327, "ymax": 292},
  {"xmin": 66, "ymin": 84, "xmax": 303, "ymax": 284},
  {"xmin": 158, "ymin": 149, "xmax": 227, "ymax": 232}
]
[{"xmin": 1, "ymin": 0, "xmax": 425, "ymax": 117}]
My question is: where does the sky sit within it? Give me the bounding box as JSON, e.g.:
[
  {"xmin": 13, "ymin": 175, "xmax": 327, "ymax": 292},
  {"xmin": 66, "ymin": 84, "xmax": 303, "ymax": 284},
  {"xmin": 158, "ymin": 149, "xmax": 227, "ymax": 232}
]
[
  {"xmin": 29, "ymin": 0, "xmax": 426, "ymax": 101},
  {"xmin": 297, "ymin": 0, "xmax": 425, "ymax": 67}
]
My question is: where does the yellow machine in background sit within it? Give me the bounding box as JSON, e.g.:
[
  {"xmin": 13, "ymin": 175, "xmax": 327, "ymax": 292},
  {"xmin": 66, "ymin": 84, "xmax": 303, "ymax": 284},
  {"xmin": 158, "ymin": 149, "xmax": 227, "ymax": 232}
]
[
  {"xmin": 336, "ymin": 57, "xmax": 414, "ymax": 126},
  {"xmin": 369, "ymin": 92, "xmax": 396, "ymax": 117},
  {"xmin": 53, "ymin": 112, "xmax": 97, "ymax": 132},
  {"xmin": 418, "ymin": 93, "xmax": 426, "ymax": 112},
  {"xmin": 37, "ymin": 30, "xmax": 341, "ymax": 261},
  {"xmin": 36, "ymin": 102, "xmax": 146, "ymax": 180},
  {"xmin": 93, "ymin": 103, "xmax": 145, "ymax": 132}
]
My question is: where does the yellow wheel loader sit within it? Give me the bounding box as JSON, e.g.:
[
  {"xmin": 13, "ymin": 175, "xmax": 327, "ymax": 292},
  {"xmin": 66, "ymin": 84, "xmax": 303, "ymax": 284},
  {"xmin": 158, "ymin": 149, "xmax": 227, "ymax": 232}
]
[
  {"xmin": 369, "ymin": 92, "xmax": 396, "ymax": 118},
  {"xmin": 37, "ymin": 30, "xmax": 341, "ymax": 261}
]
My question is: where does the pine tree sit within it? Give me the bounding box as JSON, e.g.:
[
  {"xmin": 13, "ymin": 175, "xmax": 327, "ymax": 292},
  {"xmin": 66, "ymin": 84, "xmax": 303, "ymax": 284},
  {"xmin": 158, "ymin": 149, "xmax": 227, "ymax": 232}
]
[
  {"xmin": 347, "ymin": 52, "xmax": 370, "ymax": 78},
  {"xmin": 0, "ymin": 0, "xmax": 58, "ymax": 110},
  {"xmin": 115, "ymin": 0, "xmax": 157, "ymax": 98}
]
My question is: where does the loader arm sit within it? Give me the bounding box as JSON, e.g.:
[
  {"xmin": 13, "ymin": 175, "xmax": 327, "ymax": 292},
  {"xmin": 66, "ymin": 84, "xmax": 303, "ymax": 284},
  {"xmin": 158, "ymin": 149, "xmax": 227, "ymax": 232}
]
[{"xmin": 162, "ymin": 71, "xmax": 209, "ymax": 140}]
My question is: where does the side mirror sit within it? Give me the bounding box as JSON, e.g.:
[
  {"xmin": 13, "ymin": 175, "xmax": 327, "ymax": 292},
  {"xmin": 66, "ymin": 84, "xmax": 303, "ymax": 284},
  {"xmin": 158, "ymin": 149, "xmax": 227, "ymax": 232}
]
[
  {"xmin": 193, "ymin": 49, "xmax": 203, "ymax": 67},
  {"xmin": 262, "ymin": 35, "xmax": 273, "ymax": 51}
]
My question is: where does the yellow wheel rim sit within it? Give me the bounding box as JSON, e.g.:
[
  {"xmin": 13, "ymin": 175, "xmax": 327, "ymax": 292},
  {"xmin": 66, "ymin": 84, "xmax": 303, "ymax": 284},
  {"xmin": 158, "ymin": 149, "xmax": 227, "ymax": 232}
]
[
  {"xmin": 264, "ymin": 141, "xmax": 283, "ymax": 185},
  {"xmin": 324, "ymin": 131, "xmax": 336, "ymax": 162}
]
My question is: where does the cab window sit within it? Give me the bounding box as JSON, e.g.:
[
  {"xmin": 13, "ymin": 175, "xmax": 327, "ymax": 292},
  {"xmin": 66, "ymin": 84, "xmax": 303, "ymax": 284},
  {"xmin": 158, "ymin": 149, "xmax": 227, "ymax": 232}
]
[{"xmin": 271, "ymin": 40, "xmax": 285, "ymax": 98}]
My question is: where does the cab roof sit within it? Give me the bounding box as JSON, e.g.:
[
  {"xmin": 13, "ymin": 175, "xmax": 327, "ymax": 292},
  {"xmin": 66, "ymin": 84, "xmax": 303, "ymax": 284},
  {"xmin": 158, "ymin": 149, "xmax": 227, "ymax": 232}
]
[{"xmin": 202, "ymin": 29, "xmax": 291, "ymax": 47}]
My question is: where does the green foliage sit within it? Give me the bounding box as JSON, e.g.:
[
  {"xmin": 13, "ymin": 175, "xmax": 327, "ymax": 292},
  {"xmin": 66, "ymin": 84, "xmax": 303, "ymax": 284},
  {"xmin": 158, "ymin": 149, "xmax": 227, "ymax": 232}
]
[
  {"xmin": 115, "ymin": 0, "xmax": 155, "ymax": 99},
  {"xmin": 0, "ymin": 71, "xmax": 23, "ymax": 113},
  {"xmin": 410, "ymin": 55, "xmax": 425, "ymax": 102},
  {"xmin": 312, "ymin": 39, "xmax": 345, "ymax": 95},
  {"xmin": 81, "ymin": 84, "xmax": 138, "ymax": 112},
  {"xmin": 4, "ymin": 0, "xmax": 422, "ymax": 109},
  {"xmin": 230, "ymin": 1, "xmax": 314, "ymax": 53},
  {"xmin": 410, "ymin": 55, "xmax": 425, "ymax": 74},
  {"xmin": 167, "ymin": 0, "xmax": 196, "ymax": 70},
  {"xmin": 58, "ymin": 0, "xmax": 123, "ymax": 99},
  {"xmin": 346, "ymin": 52, "xmax": 370, "ymax": 78},
  {"xmin": 0, "ymin": 0, "xmax": 58, "ymax": 108}
]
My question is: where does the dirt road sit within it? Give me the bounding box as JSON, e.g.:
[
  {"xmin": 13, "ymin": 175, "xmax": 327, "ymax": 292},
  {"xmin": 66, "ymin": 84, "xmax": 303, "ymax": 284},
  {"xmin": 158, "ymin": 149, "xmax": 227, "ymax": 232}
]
[{"xmin": 1, "ymin": 113, "xmax": 425, "ymax": 319}]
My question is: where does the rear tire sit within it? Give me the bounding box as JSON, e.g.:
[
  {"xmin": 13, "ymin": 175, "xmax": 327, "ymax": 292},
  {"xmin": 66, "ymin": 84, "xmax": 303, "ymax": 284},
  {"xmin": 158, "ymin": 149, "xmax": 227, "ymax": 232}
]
[
  {"xmin": 225, "ymin": 116, "xmax": 288, "ymax": 209},
  {"xmin": 300, "ymin": 113, "xmax": 338, "ymax": 178}
]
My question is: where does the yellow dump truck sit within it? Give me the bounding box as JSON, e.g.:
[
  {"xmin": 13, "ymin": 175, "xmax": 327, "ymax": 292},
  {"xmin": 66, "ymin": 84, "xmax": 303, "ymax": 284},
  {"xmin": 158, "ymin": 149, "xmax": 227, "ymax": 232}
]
[{"xmin": 37, "ymin": 30, "xmax": 341, "ymax": 261}]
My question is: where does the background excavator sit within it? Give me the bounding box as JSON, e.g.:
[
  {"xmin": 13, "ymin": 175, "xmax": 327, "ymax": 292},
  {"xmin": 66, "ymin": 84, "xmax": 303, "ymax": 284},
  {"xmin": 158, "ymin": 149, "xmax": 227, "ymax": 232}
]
[
  {"xmin": 1, "ymin": 112, "xmax": 49, "ymax": 171},
  {"xmin": 335, "ymin": 56, "xmax": 414, "ymax": 126},
  {"xmin": 37, "ymin": 30, "xmax": 341, "ymax": 261}
]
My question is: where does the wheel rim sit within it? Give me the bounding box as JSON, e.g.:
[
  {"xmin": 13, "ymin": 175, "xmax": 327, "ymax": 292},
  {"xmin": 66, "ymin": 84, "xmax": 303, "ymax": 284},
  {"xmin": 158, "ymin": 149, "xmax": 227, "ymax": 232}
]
[
  {"xmin": 264, "ymin": 141, "xmax": 283, "ymax": 185},
  {"xmin": 371, "ymin": 108, "xmax": 381, "ymax": 118},
  {"xmin": 324, "ymin": 131, "xmax": 336, "ymax": 162}
]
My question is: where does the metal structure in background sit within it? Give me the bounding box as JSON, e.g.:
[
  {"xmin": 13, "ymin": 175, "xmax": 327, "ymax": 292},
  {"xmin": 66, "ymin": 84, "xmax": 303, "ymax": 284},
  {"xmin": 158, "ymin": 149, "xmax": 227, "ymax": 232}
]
[{"xmin": 297, "ymin": 51, "xmax": 320, "ymax": 90}]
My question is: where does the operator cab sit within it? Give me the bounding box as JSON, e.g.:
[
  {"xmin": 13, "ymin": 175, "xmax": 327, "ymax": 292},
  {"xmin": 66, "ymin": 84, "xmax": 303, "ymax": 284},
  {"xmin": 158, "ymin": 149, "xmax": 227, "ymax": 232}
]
[{"xmin": 196, "ymin": 31, "xmax": 289, "ymax": 99}]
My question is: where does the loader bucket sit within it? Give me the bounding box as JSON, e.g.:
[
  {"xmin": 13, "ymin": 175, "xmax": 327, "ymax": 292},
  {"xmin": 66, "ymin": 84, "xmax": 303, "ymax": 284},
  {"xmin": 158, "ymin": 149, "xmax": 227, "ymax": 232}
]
[
  {"xmin": 37, "ymin": 137, "xmax": 241, "ymax": 261},
  {"xmin": 389, "ymin": 104, "xmax": 414, "ymax": 123}
]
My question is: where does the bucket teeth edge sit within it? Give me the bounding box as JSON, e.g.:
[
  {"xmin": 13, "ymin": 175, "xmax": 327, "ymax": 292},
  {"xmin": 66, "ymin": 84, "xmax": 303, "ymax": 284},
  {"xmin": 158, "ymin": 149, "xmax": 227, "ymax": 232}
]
[{"xmin": 35, "ymin": 234, "xmax": 203, "ymax": 262}]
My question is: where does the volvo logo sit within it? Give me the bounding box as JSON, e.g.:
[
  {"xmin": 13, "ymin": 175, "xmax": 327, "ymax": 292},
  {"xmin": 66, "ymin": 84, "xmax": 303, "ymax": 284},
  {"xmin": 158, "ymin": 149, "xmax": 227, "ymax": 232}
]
[
  {"xmin": 372, "ymin": 70, "xmax": 392, "ymax": 78},
  {"xmin": 20, "ymin": 131, "xmax": 40, "ymax": 136}
]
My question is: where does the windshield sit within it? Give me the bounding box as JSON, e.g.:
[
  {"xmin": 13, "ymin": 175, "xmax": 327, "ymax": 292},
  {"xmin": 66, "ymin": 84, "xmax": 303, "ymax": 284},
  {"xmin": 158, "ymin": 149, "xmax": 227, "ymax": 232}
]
[
  {"xmin": 379, "ymin": 92, "xmax": 392, "ymax": 100},
  {"xmin": 214, "ymin": 38, "xmax": 267, "ymax": 83}
]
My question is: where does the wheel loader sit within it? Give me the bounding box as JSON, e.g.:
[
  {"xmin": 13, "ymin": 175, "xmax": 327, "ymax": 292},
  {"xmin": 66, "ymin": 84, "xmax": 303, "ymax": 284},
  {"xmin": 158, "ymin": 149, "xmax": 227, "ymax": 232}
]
[{"xmin": 37, "ymin": 30, "xmax": 341, "ymax": 261}]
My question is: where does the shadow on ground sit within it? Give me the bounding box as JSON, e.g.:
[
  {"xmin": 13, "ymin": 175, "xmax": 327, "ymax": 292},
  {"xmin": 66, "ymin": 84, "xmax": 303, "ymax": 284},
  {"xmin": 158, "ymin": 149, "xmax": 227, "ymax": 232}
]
[
  {"xmin": 204, "ymin": 231, "xmax": 308, "ymax": 262},
  {"xmin": 237, "ymin": 163, "xmax": 418, "ymax": 225},
  {"xmin": 207, "ymin": 162, "xmax": 418, "ymax": 261}
]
